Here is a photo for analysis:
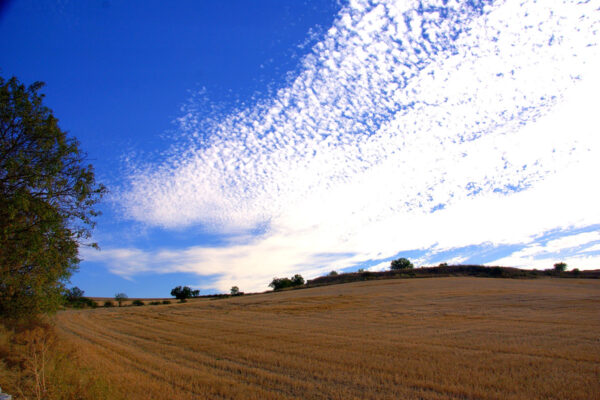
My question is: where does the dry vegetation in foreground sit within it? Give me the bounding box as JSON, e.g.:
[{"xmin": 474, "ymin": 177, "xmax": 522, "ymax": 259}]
[
  {"xmin": 0, "ymin": 319, "xmax": 115, "ymax": 399},
  {"xmin": 55, "ymin": 277, "xmax": 600, "ymax": 400}
]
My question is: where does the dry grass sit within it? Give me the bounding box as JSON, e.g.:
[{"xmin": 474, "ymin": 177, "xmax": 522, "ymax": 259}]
[
  {"xmin": 0, "ymin": 319, "xmax": 114, "ymax": 399},
  {"xmin": 56, "ymin": 277, "xmax": 600, "ymax": 399}
]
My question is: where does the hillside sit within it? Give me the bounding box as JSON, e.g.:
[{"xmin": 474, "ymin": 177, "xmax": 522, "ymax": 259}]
[{"xmin": 56, "ymin": 277, "xmax": 600, "ymax": 400}]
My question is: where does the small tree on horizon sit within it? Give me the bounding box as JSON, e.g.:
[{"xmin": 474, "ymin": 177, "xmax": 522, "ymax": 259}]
[
  {"xmin": 269, "ymin": 277, "xmax": 293, "ymax": 290},
  {"xmin": 171, "ymin": 286, "xmax": 193, "ymax": 301},
  {"xmin": 230, "ymin": 286, "xmax": 239, "ymax": 295},
  {"xmin": 553, "ymin": 262, "xmax": 567, "ymax": 272},
  {"xmin": 65, "ymin": 287, "xmax": 85, "ymax": 302},
  {"xmin": 114, "ymin": 293, "xmax": 128, "ymax": 307},
  {"xmin": 391, "ymin": 258, "xmax": 414, "ymax": 270},
  {"xmin": 291, "ymin": 274, "xmax": 305, "ymax": 286}
]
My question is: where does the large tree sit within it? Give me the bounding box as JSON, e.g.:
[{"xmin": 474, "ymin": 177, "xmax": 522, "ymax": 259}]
[{"xmin": 0, "ymin": 76, "xmax": 106, "ymax": 319}]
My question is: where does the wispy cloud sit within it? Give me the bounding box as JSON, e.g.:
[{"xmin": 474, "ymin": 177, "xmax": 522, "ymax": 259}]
[{"xmin": 105, "ymin": 0, "xmax": 600, "ymax": 291}]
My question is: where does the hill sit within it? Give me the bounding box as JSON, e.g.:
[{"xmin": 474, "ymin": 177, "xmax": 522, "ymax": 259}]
[
  {"xmin": 304, "ymin": 264, "xmax": 600, "ymax": 288},
  {"xmin": 55, "ymin": 277, "xmax": 600, "ymax": 399}
]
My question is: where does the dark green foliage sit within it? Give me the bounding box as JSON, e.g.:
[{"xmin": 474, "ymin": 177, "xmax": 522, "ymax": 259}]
[
  {"xmin": 304, "ymin": 265, "xmax": 589, "ymax": 288},
  {"xmin": 132, "ymin": 300, "xmax": 144, "ymax": 306},
  {"xmin": 103, "ymin": 301, "xmax": 114, "ymax": 307},
  {"xmin": 171, "ymin": 286, "xmax": 195, "ymax": 300},
  {"xmin": 67, "ymin": 297, "xmax": 97, "ymax": 309},
  {"xmin": 65, "ymin": 286, "xmax": 84, "ymax": 302},
  {"xmin": 269, "ymin": 277, "xmax": 292, "ymax": 290},
  {"xmin": 0, "ymin": 76, "xmax": 106, "ymax": 319},
  {"xmin": 149, "ymin": 301, "xmax": 161, "ymax": 305},
  {"xmin": 161, "ymin": 300, "xmax": 171, "ymax": 305},
  {"xmin": 291, "ymin": 274, "xmax": 305, "ymax": 286},
  {"xmin": 63, "ymin": 286, "xmax": 97, "ymax": 308},
  {"xmin": 114, "ymin": 293, "xmax": 127, "ymax": 307},
  {"xmin": 269, "ymin": 274, "xmax": 305, "ymax": 290},
  {"xmin": 230, "ymin": 286, "xmax": 239, "ymax": 295},
  {"xmin": 390, "ymin": 258, "xmax": 414, "ymax": 270},
  {"xmin": 328, "ymin": 270, "xmax": 338, "ymax": 276},
  {"xmin": 554, "ymin": 262, "xmax": 567, "ymax": 272}
]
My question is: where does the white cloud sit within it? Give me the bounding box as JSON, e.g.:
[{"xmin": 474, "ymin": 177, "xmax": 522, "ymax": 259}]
[
  {"xmin": 484, "ymin": 230, "xmax": 600, "ymax": 270},
  {"xmin": 582, "ymin": 243, "xmax": 600, "ymax": 254},
  {"xmin": 107, "ymin": 0, "xmax": 600, "ymax": 291},
  {"xmin": 545, "ymin": 232, "xmax": 600, "ymax": 253}
]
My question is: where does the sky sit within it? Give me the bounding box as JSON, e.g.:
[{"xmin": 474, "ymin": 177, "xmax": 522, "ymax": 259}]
[{"xmin": 1, "ymin": 0, "xmax": 599, "ymax": 297}]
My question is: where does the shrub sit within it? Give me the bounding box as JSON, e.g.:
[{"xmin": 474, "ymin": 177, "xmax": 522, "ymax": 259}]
[
  {"xmin": 103, "ymin": 301, "xmax": 114, "ymax": 307},
  {"xmin": 149, "ymin": 301, "xmax": 161, "ymax": 305},
  {"xmin": 132, "ymin": 300, "xmax": 144, "ymax": 306},
  {"xmin": 391, "ymin": 258, "xmax": 414, "ymax": 270},
  {"xmin": 162, "ymin": 300, "xmax": 171, "ymax": 305},
  {"xmin": 328, "ymin": 270, "xmax": 338, "ymax": 276}
]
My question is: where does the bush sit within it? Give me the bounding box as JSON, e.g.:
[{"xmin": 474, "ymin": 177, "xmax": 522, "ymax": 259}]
[
  {"xmin": 162, "ymin": 300, "xmax": 171, "ymax": 305},
  {"xmin": 149, "ymin": 301, "xmax": 161, "ymax": 305},
  {"xmin": 328, "ymin": 270, "xmax": 338, "ymax": 276},
  {"xmin": 131, "ymin": 300, "xmax": 144, "ymax": 306},
  {"xmin": 390, "ymin": 258, "xmax": 414, "ymax": 270},
  {"xmin": 103, "ymin": 301, "xmax": 114, "ymax": 307}
]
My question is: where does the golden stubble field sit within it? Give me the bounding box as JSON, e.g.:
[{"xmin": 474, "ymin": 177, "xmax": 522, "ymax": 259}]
[{"xmin": 56, "ymin": 277, "xmax": 600, "ymax": 400}]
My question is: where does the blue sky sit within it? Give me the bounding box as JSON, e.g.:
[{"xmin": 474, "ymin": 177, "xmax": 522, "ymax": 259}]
[{"xmin": 1, "ymin": 0, "xmax": 599, "ymax": 297}]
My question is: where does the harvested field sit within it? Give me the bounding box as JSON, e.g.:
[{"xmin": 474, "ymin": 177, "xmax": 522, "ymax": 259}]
[{"xmin": 56, "ymin": 277, "xmax": 600, "ymax": 399}]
